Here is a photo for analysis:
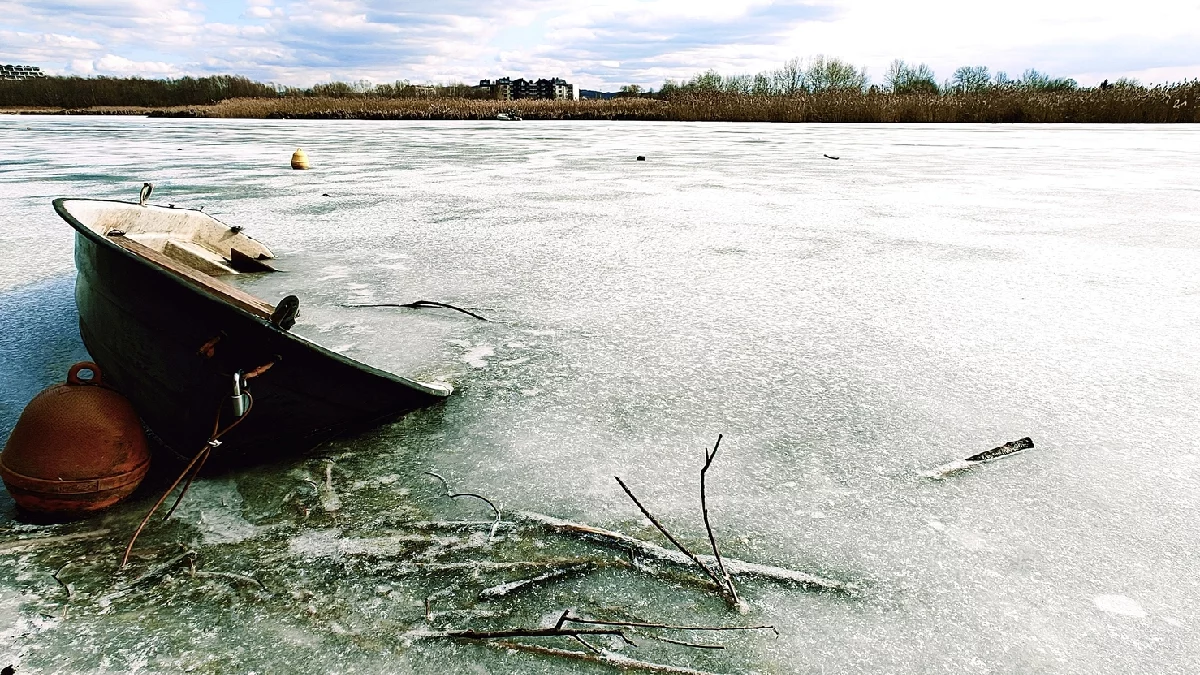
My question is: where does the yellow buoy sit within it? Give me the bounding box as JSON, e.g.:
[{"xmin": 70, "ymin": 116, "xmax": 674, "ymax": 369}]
[{"xmin": 290, "ymin": 148, "xmax": 310, "ymax": 170}]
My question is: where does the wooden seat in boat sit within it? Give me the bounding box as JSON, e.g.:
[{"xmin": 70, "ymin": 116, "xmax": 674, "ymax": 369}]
[
  {"xmin": 63, "ymin": 200, "xmax": 274, "ymax": 277},
  {"xmin": 60, "ymin": 199, "xmax": 278, "ymax": 318}
]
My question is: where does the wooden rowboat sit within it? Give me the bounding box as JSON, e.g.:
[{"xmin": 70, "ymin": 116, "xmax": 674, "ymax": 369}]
[{"xmin": 53, "ymin": 196, "xmax": 451, "ymax": 466}]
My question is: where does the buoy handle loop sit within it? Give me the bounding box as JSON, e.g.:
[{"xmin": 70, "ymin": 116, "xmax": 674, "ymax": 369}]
[{"xmin": 67, "ymin": 361, "xmax": 103, "ymax": 386}]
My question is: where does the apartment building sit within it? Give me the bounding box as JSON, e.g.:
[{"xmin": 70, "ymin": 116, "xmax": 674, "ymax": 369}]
[
  {"xmin": 477, "ymin": 77, "xmax": 579, "ymax": 101},
  {"xmin": 1, "ymin": 64, "xmax": 47, "ymax": 81}
]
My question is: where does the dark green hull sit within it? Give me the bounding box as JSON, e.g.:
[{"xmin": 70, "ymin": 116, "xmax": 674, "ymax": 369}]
[{"xmin": 56, "ymin": 198, "xmax": 448, "ymax": 466}]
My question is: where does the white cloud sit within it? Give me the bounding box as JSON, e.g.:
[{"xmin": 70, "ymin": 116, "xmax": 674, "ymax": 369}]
[{"xmin": 93, "ymin": 54, "xmax": 180, "ymax": 76}]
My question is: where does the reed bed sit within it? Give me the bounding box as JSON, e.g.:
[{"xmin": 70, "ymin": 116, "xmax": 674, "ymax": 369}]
[
  {"xmin": 147, "ymin": 96, "xmax": 668, "ymax": 120},
  {"xmin": 147, "ymin": 85, "xmax": 1200, "ymax": 123},
  {"xmin": 5, "ymin": 83, "xmax": 1197, "ymax": 123}
]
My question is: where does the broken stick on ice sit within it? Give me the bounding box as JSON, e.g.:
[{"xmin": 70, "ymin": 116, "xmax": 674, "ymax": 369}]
[
  {"xmin": 424, "ymin": 470, "xmax": 503, "ymax": 539},
  {"xmin": 615, "ymin": 434, "xmax": 743, "ymax": 608},
  {"xmin": 509, "ymin": 511, "xmax": 854, "ymax": 593},
  {"xmin": 922, "ymin": 437, "xmax": 1035, "ymax": 480}
]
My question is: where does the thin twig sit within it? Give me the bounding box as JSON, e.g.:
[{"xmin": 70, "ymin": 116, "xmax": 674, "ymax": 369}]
[
  {"xmin": 191, "ymin": 570, "xmax": 267, "ymax": 591},
  {"xmin": 614, "ymin": 476, "xmax": 724, "ymax": 591},
  {"xmin": 320, "ymin": 460, "xmax": 342, "ymax": 514},
  {"xmin": 565, "ymin": 616, "xmax": 778, "ymax": 635},
  {"xmin": 419, "ymin": 627, "xmax": 630, "ymax": 640},
  {"xmin": 118, "ymin": 550, "xmax": 196, "ymax": 591},
  {"xmin": 573, "ymin": 634, "xmax": 603, "ymax": 654},
  {"xmin": 700, "ymin": 434, "xmax": 739, "ymax": 605},
  {"xmin": 404, "ymin": 558, "xmax": 600, "ymax": 572},
  {"xmin": 341, "ymin": 301, "xmax": 490, "ymax": 321},
  {"xmin": 403, "ymin": 520, "xmax": 513, "ymax": 532},
  {"xmin": 403, "ymin": 515, "xmax": 853, "ymax": 592},
  {"xmin": 52, "ymin": 563, "xmax": 73, "ymax": 599},
  {"xmin": 554, "ymin": 609, "xmax": 571, "ymax": 629},
  {"xmin": 509, "ymin": 511, "xmax": 855, "ymax": 593},
  {"xmin": 487, "ymin": 641, "xmax": 729, "ymax": 675},
  {"xmin": 478, "ymin": 563, "xmax": 593, "ymax": 600},
  {"xmin": 0, "ymin": 529, "xmax": 111, "ymax": 554},
  {"xmin": 424, "ymin": 471, "xmax": 502, "ymax": 540},
  {"xmin": 655, "ymin": 636, "xmax": 725, "ymax": 650},
  {"xmin": 424, "ymin": 472, "xmax": 501, "ymax": 518}
]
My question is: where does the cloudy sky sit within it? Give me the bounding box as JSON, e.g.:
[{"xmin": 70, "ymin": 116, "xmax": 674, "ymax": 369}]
[{"xmin": 1, "ymin": 0, "xmax": 1198, "ymax": 89}]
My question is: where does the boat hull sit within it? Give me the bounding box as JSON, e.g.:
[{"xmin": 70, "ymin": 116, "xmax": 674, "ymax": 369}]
[{"xmin": 62, "ymin": 200, "xmax": 447, "ymax": 466}]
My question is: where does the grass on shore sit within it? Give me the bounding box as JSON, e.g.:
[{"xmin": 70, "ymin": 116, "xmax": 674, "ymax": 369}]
[{"xmin": 4, "ymin": 83, "xmax": 1198, "ymax": 123}]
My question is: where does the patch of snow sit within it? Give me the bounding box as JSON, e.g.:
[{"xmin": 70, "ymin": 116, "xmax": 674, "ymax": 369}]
[
  {"xmin": 1093, "ymin": 594, "xmax": 1146, "ymax": 618},
  {"xmin": 170, "ymin": 479, "xmax": 263, "ymax": 545},
  {"xmin": 462, "ymin": 344, "xmax": 494, "ymax": 368}
]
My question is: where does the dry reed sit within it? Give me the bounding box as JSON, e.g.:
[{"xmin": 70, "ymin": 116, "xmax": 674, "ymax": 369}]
[
  {"xmin": 5, "ymin": 83, "xmax": 1197, "ymax": 123},
  {"xmin": 150, "ymin": 85, "xmax": 1200, "ymax": 123}
]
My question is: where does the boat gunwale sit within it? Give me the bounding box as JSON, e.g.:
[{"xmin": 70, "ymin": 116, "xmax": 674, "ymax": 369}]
[{"xmin": 53, "ymin": 197, "xmax": 451, "ymax": 399}]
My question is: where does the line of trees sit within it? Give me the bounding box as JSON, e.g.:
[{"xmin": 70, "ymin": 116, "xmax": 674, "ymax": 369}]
[
  {"xmin": 0, "ymin": 57, "xmax": 1193, "ymax": 111},
  {"xmin": 658, "ymin": 56, "xmax": 869, "ymax": 97},
  {"xmin": 302, "ymin": 79, "xmax": 488, "ymax": 99},
  {"xmin": 0, "ymin": 75, "xmax": 279, "ymax": 108},
  {"xmin": 652, "ymin": 57, "xmax": 1111, "ymax": 98},
  {"xmin": 0, "ymin": 74, "xmax": 490, "ymax": 108}
]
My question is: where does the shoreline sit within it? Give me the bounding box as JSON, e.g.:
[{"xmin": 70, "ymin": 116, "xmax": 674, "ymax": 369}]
[
  {"xmin": 1, "ymin": 106, "xmax": 159, "ymax": 115},
  {"xmin": 2, "ymin": 90, "xmax": 1197, "ymax": 123}
]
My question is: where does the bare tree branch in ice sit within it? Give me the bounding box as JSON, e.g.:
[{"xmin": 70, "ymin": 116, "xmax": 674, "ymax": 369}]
[
  {"xmin": 477, "ymin": 562, "xmax": 594, "ymax": 600},
  {"xmin": 411, "ymin": 513, "xmax": 855, "ymax": 592},
  {"xmin": 485, "ymin": 641, "xmax": 729, "ymax": 675},
  {"xmin": 341, "ymin": 300, "xmax": 490, "ymax": 321},
  {"xmin": 562, "ymin": 615, "xmax": 777, "ymax": 635},
  {"xmin": 511, "ymin": 511, "xmax": 854, "ymax": 592},
  {"xmin": 415, "ymin": 626, "xmax": 637, "ymax": 644},
  {"xmin": 614, "ymin": 476, "xmax": 727, "ymax": 597},
  {"xmin": 922, "ymin": 437, "xmax": 1035, "ymax": 480},
  {"xmin": 424, "ymin": 470, "xmax": 503, "ymax": 540},
  {"xmin": 655, "ymin": 636, "xmax": 725, "ymax": 649},
  {"xmin": 699, "ymin": 434, "xmax": 740, "ymax": 606}
]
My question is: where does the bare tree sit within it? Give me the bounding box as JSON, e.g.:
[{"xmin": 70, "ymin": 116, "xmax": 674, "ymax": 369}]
[
  {"xmin": 885, "ymin": 59, "xmax": 938, "ymax": 94},
  {"xmin": 950, "ymin": 66, "xmax": 991, "ymax": 92},
  {"xmin": 751, "ymin": 72, "xmax": 773, "ymax": 96},
  {"xmin": 723, "ymin": 74, "xmax": 753, "ymax": 95},
  {"xmin": 1020, "ymin": 68, "xmax": 1077, "ymax": 92},
  {"xmin": 805, "ymin": 55, "xmax": 868, "ymax": 92},
  {"xmin": 773, "ymin": 57, "xmax": 805, "ymax": 95}
]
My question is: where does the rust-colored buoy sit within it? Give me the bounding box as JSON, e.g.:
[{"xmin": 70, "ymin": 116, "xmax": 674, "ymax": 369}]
[
  {"xmin": 290, "ymin": 148, "xmax": 310, "ymax": 170},
  {"xmin": 1, "ymin": 362, "xmax": 149, "ymax": 517}
]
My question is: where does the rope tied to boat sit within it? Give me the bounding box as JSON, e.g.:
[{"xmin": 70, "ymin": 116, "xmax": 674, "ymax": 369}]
[{"xmin": 120, "ymin": 360, "xmax": 274, "ymax": 568}]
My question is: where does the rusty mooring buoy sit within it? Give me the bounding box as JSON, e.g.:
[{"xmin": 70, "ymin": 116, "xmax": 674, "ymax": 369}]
[{"xmin": 0, "ymin": 362, "xmax": 149, "ymax": 518}]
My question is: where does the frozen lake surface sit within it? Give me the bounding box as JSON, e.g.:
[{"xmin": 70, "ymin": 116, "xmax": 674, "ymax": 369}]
[{"xmin": 1, "ymin": 117, "xmax": 1198, "ymax": 673}]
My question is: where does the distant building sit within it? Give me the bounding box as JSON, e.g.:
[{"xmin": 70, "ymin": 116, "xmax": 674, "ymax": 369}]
[
  {"xmin": 579, "ymin": 89, "xmax": 617, "ymax": 100},
  {"xmin": 477, "ymin": 77, "xmax": 579, "ymax": 101},
  {"xmin": 0, "ymin": 64, "xmax": 47, "ymax": 81}
]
